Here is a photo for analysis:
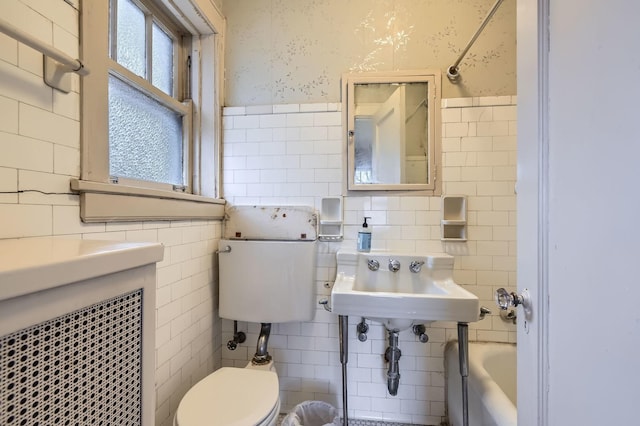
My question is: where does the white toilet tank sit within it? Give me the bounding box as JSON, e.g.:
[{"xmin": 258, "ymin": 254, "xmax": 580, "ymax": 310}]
[{"xmin": 218, "ymin": 206, "xmax": 318, "ymax": 323}]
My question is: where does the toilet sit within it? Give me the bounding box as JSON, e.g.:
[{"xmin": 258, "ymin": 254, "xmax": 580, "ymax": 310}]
[
  {"xmin": 174, "ymin": 206, "xmax": 318, "ymax": 426},
  {"xmin": 174, "ymin": 366, "xmax": 280, "ymax": 426}
]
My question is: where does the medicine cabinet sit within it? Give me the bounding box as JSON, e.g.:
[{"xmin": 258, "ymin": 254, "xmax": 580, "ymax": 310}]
[{"xmin": 342, "ymin": 70, "xmax": 442, "ymax": 193}]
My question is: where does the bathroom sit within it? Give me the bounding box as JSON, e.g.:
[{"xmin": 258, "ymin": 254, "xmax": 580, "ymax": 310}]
[
  {"xmin": 1, "ymin": 0, "xmax": 639, "ymax": 425},
  {"xmin": 221, "ymin": 2, "xmax": 515, "ymax": 424}
]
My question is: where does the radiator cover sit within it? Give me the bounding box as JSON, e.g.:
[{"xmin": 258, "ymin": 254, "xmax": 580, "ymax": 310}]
[{"xmin": 1, "ymin": 290, "xmax": 143, "ymax": 426}]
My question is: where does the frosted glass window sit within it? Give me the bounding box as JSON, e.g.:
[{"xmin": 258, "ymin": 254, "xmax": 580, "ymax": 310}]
[
  {"xmin": 152, "ymin": 24, "xmax": 174, "ymax": 95},
  {"xmin": 116, "ymin": 0, "xmax": 146, "ymax": 78},
  {"xmin": 108, "ymin": 76, "xmax": 184, "ymax": 185}
]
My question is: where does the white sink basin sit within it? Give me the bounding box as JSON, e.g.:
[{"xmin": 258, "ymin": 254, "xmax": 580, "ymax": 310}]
[{"xmin": 331, "ymin": 249, "xmax": 479, "ymax": 329}]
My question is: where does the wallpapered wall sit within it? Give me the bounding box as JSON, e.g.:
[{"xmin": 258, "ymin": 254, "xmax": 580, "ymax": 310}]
[{"xmin": 222, "ymin": 0, "xmax": 516, "ymax": 105}]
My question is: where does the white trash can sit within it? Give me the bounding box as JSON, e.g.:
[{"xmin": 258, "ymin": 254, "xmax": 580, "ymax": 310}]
[{"xmin": 281, "ymin": 401, "xmax": 341, "ymax": 426}]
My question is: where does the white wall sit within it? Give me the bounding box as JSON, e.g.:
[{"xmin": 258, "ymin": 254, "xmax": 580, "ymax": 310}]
[
  {"xmin": 0, "ymin": 2, "xmax": 222, "ymax": 425},
  {"xmin": 221, "ymin": 96, "xmax": 517, "ymax": 424}
]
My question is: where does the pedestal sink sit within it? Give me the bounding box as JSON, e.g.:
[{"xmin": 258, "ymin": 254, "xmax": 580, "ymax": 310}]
[{"xmin": 331, "ymin": 249, "xmax": 479, "ymax": 329}]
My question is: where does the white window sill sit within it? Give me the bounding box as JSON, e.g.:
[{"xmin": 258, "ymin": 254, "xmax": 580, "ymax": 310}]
[{"xmin": 70, "ymin": 179, "xmax": 225, "ymax": 222}]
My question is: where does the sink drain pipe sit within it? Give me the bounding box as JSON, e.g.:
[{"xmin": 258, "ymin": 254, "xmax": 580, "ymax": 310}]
[
  {"xmin": 385, "ymin": 330, "xmax": 402, "ymax": 395},
  {"xmin": 338, "ymin": 315, "xmax": 349, "ymax": 426},
  {"xmin": 457, "ymin": 322, "xmax": 470, "ymax": 426}
]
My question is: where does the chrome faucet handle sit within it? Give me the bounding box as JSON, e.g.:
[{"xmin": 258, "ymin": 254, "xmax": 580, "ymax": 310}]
[
  {"xmin": 388, "ymin": 259, "xmax": 401, "ymax": 272},
  {"xmin": 409, "ymin": 260, "xmax": 425, "ymax": 273},
  {"xmin": 367, "ymin": 259, "xmax": 380, "ymax": 271}
]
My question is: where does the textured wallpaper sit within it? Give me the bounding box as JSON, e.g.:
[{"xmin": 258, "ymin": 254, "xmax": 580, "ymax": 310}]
[{"xmin": 222, "ymin": 0, "xmax": 516, "ymax": 105}]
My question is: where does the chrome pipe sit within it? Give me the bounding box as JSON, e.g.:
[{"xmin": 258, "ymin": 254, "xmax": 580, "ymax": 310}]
[
  {"xmin": 338, "ymin": 315, "xmax": 349, "ymax": 426},
  {"xmin": 226, "ymin": 320, "xmax": 246, "ymax": 350},
  {"xmin": 457, "ymin": 323, "xmax": 470, "ymax": 426},
  {"xmin": 385, "ymin": 330, "xmax": 402, "ymax": 396},
  {"xmin": 447, "ymin": 0, "xmax": 505, "ymax": 83},
  {"xmin": 252, "ymin": 322, "xmax": 272, "ymax": 364}
]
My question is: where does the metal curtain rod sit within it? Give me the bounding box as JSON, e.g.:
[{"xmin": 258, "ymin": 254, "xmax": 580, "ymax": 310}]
[{"xmin": 447, "ymin": 0, "xmax": 505, "ymax": 83}]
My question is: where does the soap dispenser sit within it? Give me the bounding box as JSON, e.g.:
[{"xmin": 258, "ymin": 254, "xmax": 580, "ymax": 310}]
[{"xmin": 357, "ymin": 217, "xmax": 372, "ymax": 252}]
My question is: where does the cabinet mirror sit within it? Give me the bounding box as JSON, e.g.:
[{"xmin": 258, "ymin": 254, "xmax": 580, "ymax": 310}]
[{"xmin": 343, "ymin": 70, "xmax": 441, "ymax": 192}]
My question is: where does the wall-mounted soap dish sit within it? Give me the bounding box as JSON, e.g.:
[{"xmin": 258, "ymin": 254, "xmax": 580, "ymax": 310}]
[
  {"xmin": 319, "ymin": 197, "xmax": 343, "ymax": 242},
  {"xmin": 441, "ymin": 195, "xmax": 467, "ymax": 241}
]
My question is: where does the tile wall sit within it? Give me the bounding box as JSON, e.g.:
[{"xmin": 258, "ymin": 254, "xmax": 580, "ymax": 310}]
[
  {"xmin": 221, "ymin": 96, "xmax": 517, "ymax": 424},
  {"xmin": 0, "ymin": 2, "xmax": 222, "ymax": 425}
]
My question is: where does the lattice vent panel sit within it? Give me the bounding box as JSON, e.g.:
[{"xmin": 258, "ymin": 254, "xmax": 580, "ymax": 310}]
[{"xmin": 1, "ymin": 290, "xmax": 143, "ymax": 426}]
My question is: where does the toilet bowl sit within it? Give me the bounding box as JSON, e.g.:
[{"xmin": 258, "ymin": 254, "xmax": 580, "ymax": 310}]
[{"xmin": 174, "ymin": 365, "xmax": 280, "ymax": 426}]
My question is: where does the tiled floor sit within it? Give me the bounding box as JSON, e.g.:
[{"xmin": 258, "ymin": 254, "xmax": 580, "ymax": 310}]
[{"xmin": 276, "ymin": 413, "xmax": 430, "ymax": 426}]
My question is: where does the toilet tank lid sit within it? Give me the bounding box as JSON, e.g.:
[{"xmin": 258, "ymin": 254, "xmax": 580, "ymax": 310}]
[{"xmin": 223, "ymin": 205, "xmax": 318, "ymax": 241}]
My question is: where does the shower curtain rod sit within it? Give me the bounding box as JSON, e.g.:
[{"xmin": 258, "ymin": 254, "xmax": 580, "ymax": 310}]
[{"xmin": 447, "ymin": 0, "xmax": 505, "ymax": 83}]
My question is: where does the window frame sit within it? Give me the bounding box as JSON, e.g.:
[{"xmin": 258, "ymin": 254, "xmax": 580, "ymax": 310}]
[
  {"xmin": 109, "ymin": 0, "xmax": 184, "ymax": 99},
  {"xmin": 108, "ymin": 0, "xmax": 192, "ymax": 190},
  {"xmin": 76, "ymin": 0, "xmax": 225, "ymax": 222}
]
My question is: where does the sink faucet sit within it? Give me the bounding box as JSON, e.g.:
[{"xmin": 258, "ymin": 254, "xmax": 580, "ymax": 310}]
[
  {"xmin": 409, "ymin": 260, "xmax": 425, "ymax": 273},
  {"xmin": 388, "ymin": 259, "xmax": 401, "ymax": 272},
  {"xmin": 367, "ymin": 259, "xmax": 380, "ymax": 271}
]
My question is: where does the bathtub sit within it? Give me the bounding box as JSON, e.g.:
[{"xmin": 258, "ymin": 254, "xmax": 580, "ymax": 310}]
[{"xmin": 445, "ymin": 342, "xmax": 517, "ymax": 426}]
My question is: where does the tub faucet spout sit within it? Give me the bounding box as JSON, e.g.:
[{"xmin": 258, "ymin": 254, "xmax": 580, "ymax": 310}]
[{"xmin": 479, "ymin": 306, "xmax": 492, "ymax": 320}]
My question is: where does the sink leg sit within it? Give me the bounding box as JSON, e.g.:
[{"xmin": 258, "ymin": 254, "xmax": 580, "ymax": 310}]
[
  {"xmin": 339, "ymin": 315, "xmax": 349, "ymax": 426},
  {"xmin": 457, "ymin": 322, "xmax": 469, "ymax": 426}
]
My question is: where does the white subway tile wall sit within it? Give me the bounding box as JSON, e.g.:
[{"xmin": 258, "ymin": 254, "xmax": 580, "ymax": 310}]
[
  {"xmin": 0, "ymin": 2, "xmax": 222, "ymax": 426},
  {"xmin": 221, "ymin": 97, "xmax": 517, "ymax": 424}
]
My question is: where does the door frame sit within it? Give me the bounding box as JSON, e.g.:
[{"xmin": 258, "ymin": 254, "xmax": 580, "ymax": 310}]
[{"xmin": 516, "ymin": 0, "xmax": 550, "ymax": 424}]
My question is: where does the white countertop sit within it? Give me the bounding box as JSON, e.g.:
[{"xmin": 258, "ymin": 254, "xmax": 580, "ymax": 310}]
[{"xmin": 0, "ymin": 238, "xmax": 164, "ymax": 302}]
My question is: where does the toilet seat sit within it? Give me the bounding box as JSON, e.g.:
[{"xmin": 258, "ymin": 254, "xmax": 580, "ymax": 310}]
[{"xmin": 174, "ymin": 367, "xmax": 280, "ymax": 426}]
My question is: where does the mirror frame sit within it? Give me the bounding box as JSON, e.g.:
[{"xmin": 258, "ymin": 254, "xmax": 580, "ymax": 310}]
[{"xmin": 342, "ymin": 70, "xmax": 442, "ymax": 193}]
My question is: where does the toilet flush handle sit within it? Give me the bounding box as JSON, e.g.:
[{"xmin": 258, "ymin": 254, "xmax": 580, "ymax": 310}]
[{"xmin": 216, "ymin": 245, "xmax": 232, "ymax": 254}]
